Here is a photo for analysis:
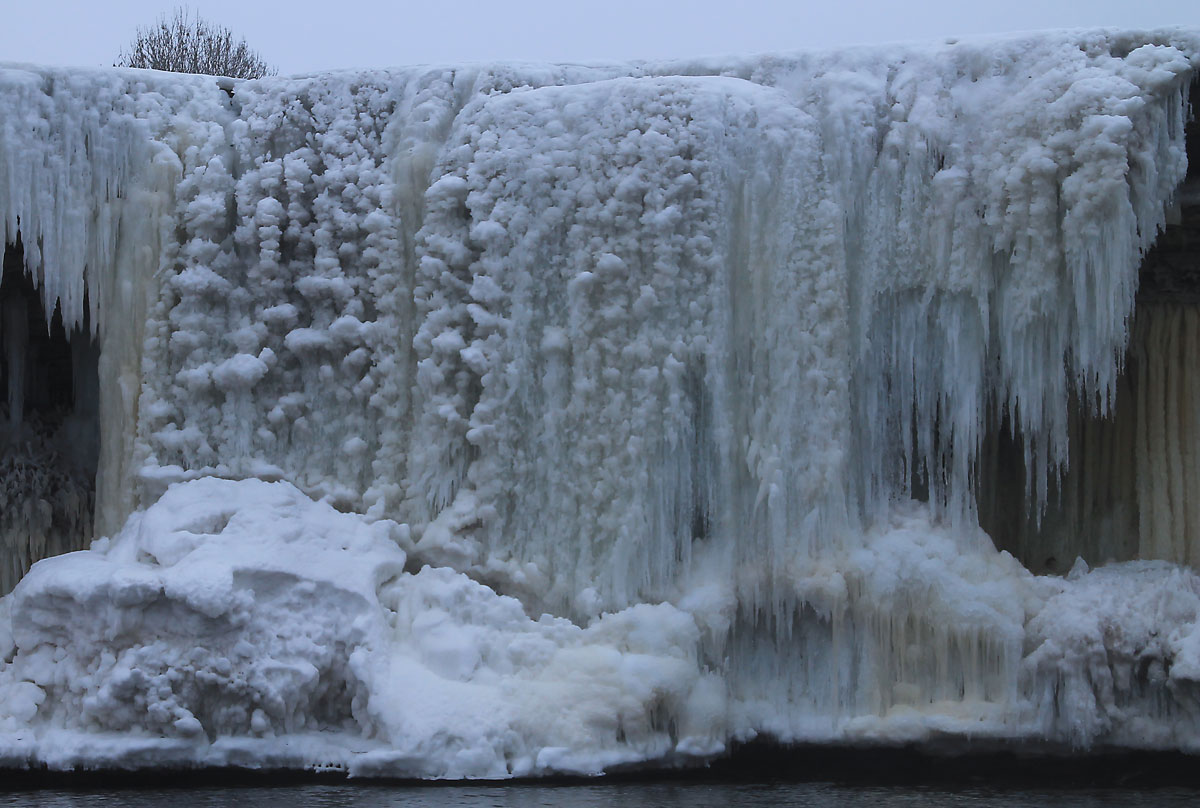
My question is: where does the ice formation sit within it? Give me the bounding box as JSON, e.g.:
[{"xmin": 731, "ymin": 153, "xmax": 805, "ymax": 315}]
[{"xmin": 0, "ymin": 27, "xmax": 1199, "ymax": 777}]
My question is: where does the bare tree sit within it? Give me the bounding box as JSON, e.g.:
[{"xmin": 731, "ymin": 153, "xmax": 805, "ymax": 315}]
[{"xmin": 116, "ymin": 7, "xmax": 276, "ymax": 79}]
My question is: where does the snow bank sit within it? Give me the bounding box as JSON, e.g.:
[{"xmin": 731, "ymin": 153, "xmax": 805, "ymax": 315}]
[
  {"xmin": 1025, "ymin": 560, "xmax": 1200, "ymax": 749},
  {"xmin": 0, "ymin": 478, "xmax": 713, "ymax": 777},
  {"xmin": 0, "ymin": 27, "xmax": 1199, "ymax": 775}
]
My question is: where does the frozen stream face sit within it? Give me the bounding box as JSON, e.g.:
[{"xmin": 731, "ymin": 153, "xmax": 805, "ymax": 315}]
[{"xmin": 0, "ymin": 28, "xmax": 1199, "ymax": 778}]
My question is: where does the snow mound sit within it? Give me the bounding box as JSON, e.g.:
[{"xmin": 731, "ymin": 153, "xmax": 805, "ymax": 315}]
[
  {"xmin": 0, "ymin": 478, "xmax": 716, "ymax": 777},
  {"xmin": 1024, "ymin": 561, "xmax": 1200, "ymax": 749}
]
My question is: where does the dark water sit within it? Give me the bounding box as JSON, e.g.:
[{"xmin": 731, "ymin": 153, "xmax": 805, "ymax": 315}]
[{"xmin": 1, "ymin": 783, "xmax": 1198, "ymax": 807}]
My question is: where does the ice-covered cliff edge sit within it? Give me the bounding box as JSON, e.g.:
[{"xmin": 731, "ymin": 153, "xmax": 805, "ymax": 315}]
[{"xmin": 1, "ymin": 28, "xmax": 1199, "ymax": 776}]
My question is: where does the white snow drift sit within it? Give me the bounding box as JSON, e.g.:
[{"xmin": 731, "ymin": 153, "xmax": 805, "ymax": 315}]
[
  {"xmin": 0, "ymin": 27, "xmax": 1199, "ymax": 775},
  {"xmin": 0, "ymin": 478, "xmax": 714, "ymax": 777}
]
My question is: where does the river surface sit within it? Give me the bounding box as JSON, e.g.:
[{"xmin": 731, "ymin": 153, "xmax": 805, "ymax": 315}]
[{"xmin": 2, "ymin": 783, "xmax": 1198, "ymax": 807}]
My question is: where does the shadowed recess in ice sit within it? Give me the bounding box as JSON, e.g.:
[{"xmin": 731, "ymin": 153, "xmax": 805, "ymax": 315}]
[{"xmin": 0, "ymin": 27, "xmax": 1199, "ymax": 777}]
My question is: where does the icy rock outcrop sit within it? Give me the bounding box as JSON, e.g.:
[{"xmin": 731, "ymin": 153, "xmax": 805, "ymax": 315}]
[{"xmin": 0, "ymin": 28, "xmax": 1199, "ymax": 775}]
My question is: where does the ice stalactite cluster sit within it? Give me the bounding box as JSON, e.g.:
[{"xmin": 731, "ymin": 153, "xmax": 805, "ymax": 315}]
[
  {"xmin": 137, "ymin": 73, "xmax": 409, "ymax": 507},
  {"xmin": 0, "ymin": 249, "xmax": 101, "ymax": 594},
  {"xmin": 984, "ymin": 297, "xmax": 1200, "ymax": 573},
  {"xmin": 0, "ymin": 29, "xmax": 1198, "ymax": 776},
  {"xmin": 1131, "ymin": 304, "xmax": 1200, "ymax": 566},
  {"xmin": 0, "ymin": 66, "xmax": 228, "ymax": 550},
  {"xmin": 409, "ymin": 75, "xmax": 849, "ymax": 618}
]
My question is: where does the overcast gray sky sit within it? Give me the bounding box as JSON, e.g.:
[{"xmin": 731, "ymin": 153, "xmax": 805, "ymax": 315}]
[{"xmin": 3, "ymin": 0, "xmax": 1200, "ymax": 75}]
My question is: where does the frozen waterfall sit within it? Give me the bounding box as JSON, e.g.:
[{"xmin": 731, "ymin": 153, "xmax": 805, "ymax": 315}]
[{"xmin": 0, "ymin": 27, "xmax": 1199, "ymax": 778}]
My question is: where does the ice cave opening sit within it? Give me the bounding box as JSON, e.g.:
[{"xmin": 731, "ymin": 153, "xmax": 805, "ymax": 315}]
[
  {"xmin": 980, "ymin": 90, "xmax": 1200, "ymax": 574},
  {"xmin": 0, "ymin": 238, "xmax": 99, "ymax": 595}
]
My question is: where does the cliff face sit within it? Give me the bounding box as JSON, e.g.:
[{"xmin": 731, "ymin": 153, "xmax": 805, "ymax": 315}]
[{"xmin": 0, "ymin": 30, "xmax": 1199, "ymax": 777}]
